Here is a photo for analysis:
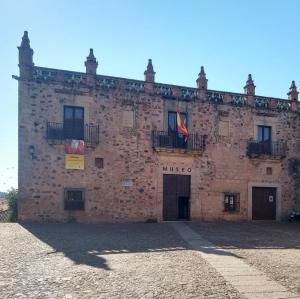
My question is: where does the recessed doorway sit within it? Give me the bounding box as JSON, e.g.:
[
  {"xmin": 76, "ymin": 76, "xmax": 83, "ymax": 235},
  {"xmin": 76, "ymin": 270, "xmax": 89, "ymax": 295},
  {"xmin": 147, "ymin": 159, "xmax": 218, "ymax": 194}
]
[
  {"xmin": 163, "ymin": 174, "xmax": 191, "ymax": 221},
  {"xmin": 252, "ymin": 187, "xmax": 276, "ymax": 220}
]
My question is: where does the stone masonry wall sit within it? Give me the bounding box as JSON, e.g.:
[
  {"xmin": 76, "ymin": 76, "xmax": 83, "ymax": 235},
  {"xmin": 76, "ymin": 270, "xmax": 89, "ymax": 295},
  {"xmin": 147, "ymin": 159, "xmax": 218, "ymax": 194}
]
[{"xmin": 17, "ymin": 69, "xmax": 300, "ymax": 222}]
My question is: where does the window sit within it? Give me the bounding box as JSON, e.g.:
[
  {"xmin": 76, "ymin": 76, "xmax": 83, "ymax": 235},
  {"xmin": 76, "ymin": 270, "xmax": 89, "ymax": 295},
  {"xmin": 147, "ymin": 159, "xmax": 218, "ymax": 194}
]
[
  {"xmin": 266, "ymin": 167, "xmax": 272, "ymax": 175},
  {"xmin": 168, "ymin": 111, "xmax": 188, "ymax": 148},
  {"xmin": 64, "ymin": 189, "xmax": 85, "ymax": 210},
  {"xmin": 95, "ymin": 157, "xmax": 104, "ymax": 169},
  {"xmin": 168, "ymin": 111, "xmax": 188, "ymax": 132},
  {"xmin": 258, "ymin": 125, "xmax": 271, "ymax": 154},
  {"xmin": 64, "ymin": 106, "xmax": 84, "ymax": 140},
  {"xmin": 224, "ymin": 193, "xmax": 240, "ymax": 212}
]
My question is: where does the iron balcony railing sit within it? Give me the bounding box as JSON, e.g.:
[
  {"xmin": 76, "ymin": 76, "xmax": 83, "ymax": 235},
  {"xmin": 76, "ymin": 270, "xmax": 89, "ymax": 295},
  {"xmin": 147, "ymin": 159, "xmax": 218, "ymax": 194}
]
[
  {"xmin": 152, "ymin": 131, "xmax": 206, "ymax": 153},
  {"xmin": 46, "ymin": 122, "xmax": 100, "ymax": 146},
  {"xmin": 247, "ymin": 140, "xmax": 286, "ymax": 158}
]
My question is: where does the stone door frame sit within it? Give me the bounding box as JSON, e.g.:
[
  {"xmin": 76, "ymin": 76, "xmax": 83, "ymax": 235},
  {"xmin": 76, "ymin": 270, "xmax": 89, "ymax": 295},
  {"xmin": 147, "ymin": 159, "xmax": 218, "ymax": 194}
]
[{"xmin": 156, "ymin": 159, "xmax": 198, "ymax": 222}]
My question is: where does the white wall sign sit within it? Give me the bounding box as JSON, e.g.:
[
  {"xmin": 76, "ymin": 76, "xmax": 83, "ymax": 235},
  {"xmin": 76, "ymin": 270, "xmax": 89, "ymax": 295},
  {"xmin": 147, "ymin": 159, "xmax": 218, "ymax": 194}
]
[{"xmin": 122, "ymin": 179, "xmax": 133, "ymax": 187}]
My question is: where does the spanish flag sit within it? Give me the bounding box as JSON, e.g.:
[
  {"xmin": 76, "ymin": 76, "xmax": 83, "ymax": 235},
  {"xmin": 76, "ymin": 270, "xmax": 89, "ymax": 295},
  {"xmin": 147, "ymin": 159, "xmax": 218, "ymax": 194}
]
[{"xmin": 176, "ymin": 111, "xmax": 189, "ymax": 141}]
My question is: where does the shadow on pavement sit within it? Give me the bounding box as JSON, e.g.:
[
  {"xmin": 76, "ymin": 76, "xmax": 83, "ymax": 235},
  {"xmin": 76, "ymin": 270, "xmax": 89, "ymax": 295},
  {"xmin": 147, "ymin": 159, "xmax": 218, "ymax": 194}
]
[
  {"xmin": 21, "ymin": 221, "xmax": 298, "ymax": 271},
  {"xmin": 21, "ymin": 223, "xmax": 188, "ymax": 271}
]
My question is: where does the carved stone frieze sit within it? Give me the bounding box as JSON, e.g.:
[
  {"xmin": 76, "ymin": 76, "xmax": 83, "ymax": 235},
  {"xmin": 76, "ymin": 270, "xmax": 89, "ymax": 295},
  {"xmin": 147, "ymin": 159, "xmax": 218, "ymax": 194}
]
[
  {"xmin": 126, "ymin": 81, "xmax": 145, "ymax": 92},
  {"xmin": 231, "ymin": 95, "xmax": 246, "ymax": 106},
  {"xmin": 207, "ymin": 92, "xmax": 224, "ymax": 104},
  {"xmin": 154, "ymin": 85, "xmax": 173, "ymax": 96},
  {"xmin": 181, "ymin": 88, "xmax": 197, "ymax": 100},
  {"xmin": 96, "ymin": 77, "xmax": 117, "ymax": 89},
  {"xmin": 255, "ymin": 97, "xmax": 270, "ymax": 108}
]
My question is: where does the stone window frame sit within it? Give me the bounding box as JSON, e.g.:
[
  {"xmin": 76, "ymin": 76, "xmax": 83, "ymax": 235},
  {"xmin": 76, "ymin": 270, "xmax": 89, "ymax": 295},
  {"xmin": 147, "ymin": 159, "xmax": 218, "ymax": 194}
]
[
  {"xmin": 56, "ymin": 99, "xmax": 90, "ymax": 125},
  {"xmin": 223, "ymin": 192, "xmax": 240, "ymax": 212},
  {"xmin": 64, "ymin": 188, "xmax": 85, "ymax": 211},
  {"xmin": 253, "ymin": 116, "xmax": 277, "ymax": 143}
]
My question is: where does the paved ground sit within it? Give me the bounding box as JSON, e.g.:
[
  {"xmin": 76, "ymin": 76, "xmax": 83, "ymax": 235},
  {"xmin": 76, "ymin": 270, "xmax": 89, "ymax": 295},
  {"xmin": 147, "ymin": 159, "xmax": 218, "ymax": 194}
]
[
  {"xmin": 0, "ymin": 222, "xmax": 299, "ymax": 299},
  {"xmin": 189, "ymin": 221, "xmax": 300, "ymax": 296},
  {"xmin": 174, "ymin": 222, "xmax": 299, "ymax": 299},
  {"xmin": 0, "ymin": 223, "xmax": 243, "ymax": 299}
]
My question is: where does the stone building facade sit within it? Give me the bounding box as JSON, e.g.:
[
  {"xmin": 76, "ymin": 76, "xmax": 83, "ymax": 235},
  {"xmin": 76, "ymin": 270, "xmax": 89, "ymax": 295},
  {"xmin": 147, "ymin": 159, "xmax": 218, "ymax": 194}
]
[{"xmin": 15, "ymin": 31, "xmax": 300, "ymax": 222}]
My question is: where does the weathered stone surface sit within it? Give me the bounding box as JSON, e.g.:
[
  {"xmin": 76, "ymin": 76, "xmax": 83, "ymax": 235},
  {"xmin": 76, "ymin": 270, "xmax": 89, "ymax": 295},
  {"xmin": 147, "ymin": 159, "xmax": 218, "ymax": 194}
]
[{"xmin": 16, "ymin": 34, "xmax": 300, "ymax": 222}]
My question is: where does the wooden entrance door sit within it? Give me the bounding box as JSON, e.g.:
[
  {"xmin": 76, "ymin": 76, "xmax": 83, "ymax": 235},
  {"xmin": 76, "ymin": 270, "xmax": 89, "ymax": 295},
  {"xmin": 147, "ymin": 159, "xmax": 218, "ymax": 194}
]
[
  {"xmin": 163, "ymin": 174, "xmax": 190, "ymax": 221},
  {"xmin": 252, "ymin": 187, "xmax": 276, "ymax": 220}
]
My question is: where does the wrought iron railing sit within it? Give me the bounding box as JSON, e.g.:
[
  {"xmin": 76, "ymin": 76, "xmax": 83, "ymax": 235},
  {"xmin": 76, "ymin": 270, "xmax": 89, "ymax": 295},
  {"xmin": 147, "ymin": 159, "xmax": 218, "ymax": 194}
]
[
  {"xmin": 46, "ymin": 122, "xmax": 99, "ymax": 146},
  {"xmin": 152, "ymin": 131, "xmax": 206, "ymax": 153},
  {"xmin": 247, "ymin": 141, "xmax": 286, "ymax": 158}
]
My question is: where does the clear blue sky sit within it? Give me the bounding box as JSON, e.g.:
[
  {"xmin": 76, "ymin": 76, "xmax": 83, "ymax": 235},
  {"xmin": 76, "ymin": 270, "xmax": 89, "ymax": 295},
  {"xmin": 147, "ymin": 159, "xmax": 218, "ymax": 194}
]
[{"xmin": 1, "ymin": 0, "xmax": 300, "ymax": 191}]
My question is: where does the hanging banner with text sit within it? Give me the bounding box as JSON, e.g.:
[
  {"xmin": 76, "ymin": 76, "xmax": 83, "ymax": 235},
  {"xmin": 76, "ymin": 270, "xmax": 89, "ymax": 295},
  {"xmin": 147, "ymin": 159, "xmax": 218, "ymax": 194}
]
[{"xmin": 65, "ymin": 154, "xmax": 85, "ymax": 170}]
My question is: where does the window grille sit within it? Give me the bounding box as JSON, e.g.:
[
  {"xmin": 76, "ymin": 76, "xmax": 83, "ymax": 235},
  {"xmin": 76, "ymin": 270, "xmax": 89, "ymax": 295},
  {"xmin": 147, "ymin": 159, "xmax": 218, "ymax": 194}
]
[
  {"xmin": 224, "ymin": 193, "xmax": 240, "ymax": 212},
  {"xmin": 64, "ymin": 189, "xmax": 85, "ymax": 210}
]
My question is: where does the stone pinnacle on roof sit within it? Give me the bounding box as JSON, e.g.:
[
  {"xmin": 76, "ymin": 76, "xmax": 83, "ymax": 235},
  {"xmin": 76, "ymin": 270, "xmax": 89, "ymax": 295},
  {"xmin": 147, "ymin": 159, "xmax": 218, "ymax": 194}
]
[
  {"xmin": 287, "ymin": 80, "xmax": 299, "ymax": 101},
  {"xmin": 86, "ymin": 49, "xmax": 97, "ymax": 63},
  {"xmin": 19, "ymin": 31, "xmax": 31, "ymax": 48},
  {"xmin": 244, "ymin": 74, "xmax": 256, "ymax": 96},
  {"xmin": 196, "ymin": 66, "xmax": 208, "ymax": 90},
  {"xmin": 246, "ymin": 74, "xmax": 254, "ymax": 85},
  {"xmin": 289, "ymin": 80, "xmax": 297, "ymax": 92},
  {"xmin": 144, "ymin": 59, "xmax": 156, "ymax": 83},
  {"xmin": 85, "ymin": 48, "xmax": 98, "ymax": 75},
  {"xmin": 199, "ymin": 66, "xmax": 206, "ymax": 76},
  {"xmin": 18, "ymin": 31, "xmax": 34, "ymax": 79}
]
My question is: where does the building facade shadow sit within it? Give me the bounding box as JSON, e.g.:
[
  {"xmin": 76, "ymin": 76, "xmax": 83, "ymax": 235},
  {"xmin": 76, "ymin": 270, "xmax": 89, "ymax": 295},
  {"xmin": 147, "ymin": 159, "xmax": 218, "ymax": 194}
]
[{"xmin": 21, "ymin": 223, "xmax": 189, "ymax": 270}]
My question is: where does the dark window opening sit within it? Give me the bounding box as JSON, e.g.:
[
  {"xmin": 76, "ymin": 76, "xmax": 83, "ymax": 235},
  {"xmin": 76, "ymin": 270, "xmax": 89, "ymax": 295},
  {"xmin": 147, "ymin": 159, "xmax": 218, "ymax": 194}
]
[
  {"xmin": 64, "ymin": 106, "xmax": 84, "ymax": 140},
  {"xmin": 258, "ymin": 125, "xmax": 271, "ymax": 154},
  {"xmin": 95, "ymin": 157, "xmax": 104, "ymax": 169},
  {"xmin": 168, "ymin": 111, "xmax": 188, "ymax": 148},
  {"xmin": 224, "ymin": 193, "xmax": 240, "ymax": 212},
  {"xmin": 64, "ymin": 189, "xmax": 85, "ymax": 210},
  {"xmin": 266, "ymin": 167, "xmax": 272, "ymax": 175}
]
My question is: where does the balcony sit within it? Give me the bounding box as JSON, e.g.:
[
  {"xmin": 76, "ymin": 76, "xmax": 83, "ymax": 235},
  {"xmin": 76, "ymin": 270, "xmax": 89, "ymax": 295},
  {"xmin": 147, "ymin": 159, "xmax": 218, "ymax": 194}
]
[
  {"xmin": 46, "ymin": 122, "xmax": 99, "ymax": 146},
  {"xmin": 247, "ymin": 141, "xmax": 286, "ymax": 159},
  {"xmin": 152, "ymin": 131, "xmax": 206, "ymax": 154}
]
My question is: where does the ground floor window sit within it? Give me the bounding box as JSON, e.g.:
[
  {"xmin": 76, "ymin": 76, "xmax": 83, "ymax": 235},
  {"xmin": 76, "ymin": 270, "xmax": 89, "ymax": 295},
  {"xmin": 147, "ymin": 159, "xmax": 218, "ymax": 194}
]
[
  {"xmin": 224, "ymin": 193, "xmax": 240, "ymax": 212},
  {"xmin": 64, "ymin": 188, "xmax": 85, "ymax": 210}
]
